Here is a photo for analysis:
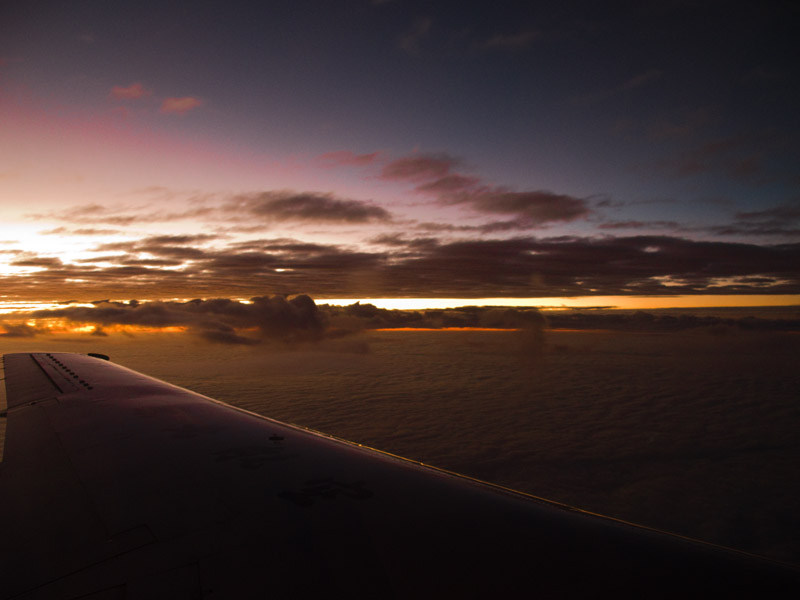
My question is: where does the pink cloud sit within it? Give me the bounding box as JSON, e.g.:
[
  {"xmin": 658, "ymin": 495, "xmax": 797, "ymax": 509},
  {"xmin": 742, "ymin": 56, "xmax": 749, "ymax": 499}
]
[
  {"xmin": 317, "ymin": 150, "xmax": 380, "ymax": 167},
  {"xmin": 109, "ymin": 82, "xmax": 151, "ymax": 100},
  {"xmin": 380, "ymin": 153, "xmax": 459, "ymax": 181},
  {"xmin": 159, "ymin": 96, "xmax": 204, "ymax": 115}
]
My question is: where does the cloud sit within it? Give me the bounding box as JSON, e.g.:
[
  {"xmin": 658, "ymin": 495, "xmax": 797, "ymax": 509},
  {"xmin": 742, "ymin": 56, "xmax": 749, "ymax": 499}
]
[
  {"xmin": 40, "ymin": 227, "xmax": 121, "ymax": 236},
  {"xmin": 38, "ymin": 191, "xmax": 390, "ymax": 228},
  {"xmin": 31, "ymin": 202, "xmax": 216, "ymax": 226},
  {"xmin": 415, "ymin": 174, "xmax": 481, "ymax": 194},
  {"xmin": 29, "ymin": 295, "xmax": 326, "ymax": 344},
  {"xmin": 160, "ymin": 96, "xmax": 204, "ymax": 115},
  {"xmin": 544, "ymin": 310, "xmax": 800, "ymax": 334},
  {"xmin": 143, "ymin": 234, "xmax": 220, "ymax": 245},
  {"xmin": 654, "ymin": 131, "xmax": 779, "ymax": 181},
  {"xmin": 449, "ymin": 190, "xmax": 591, "ymax": 225},
  {"xmin": 109, "ymin": 82, "xmax": 151, "ymax": 100},
  {"xmin": 325, "ymin": 302, "xmax": 799, "ymax": 336},
  {"xmin": 11, "ymin": 256, "xmax": 64, "ymax": 268},
  {"xmin": 380, "ymin": 152, "xmax": 589, "ymax": 227},
  {"xmin": 227, "ymin": 191, "xmax": 392, "ymax": 223},
  {"xmin": 572, "ymin": 69, "xmax": 663, "ymax": 106},
  {"xmin": 3, "ymin": 232, "xmax": 798, "ymax": 301},
  {"xmin": 93, "ymin": 235, "xmax": 212, "ymax": 260},
  {"xmin": 480, "ymin": 30, "xmax": 539, "ymax": 50},
  {"xmin": 318, "ymin": 150, "xmax": 380, "ymax": 167},
  {"xmin": 370, "ymin": 236, "xmax": 800, "ymax": 298},
  {"xmin": 0, "ymin": 322, "xmax": 39, "ymax": 337},
  {"xmin": 736, "ymin": 205, "xmax": 800, "ymax": 224},
  {"xmin": 11, "ymin": 296, "xmax": 800, "ymax": 348},
  {"xmin": 598, "ymin": 220, "xmax": 681, "ymax": 231},
  {"xmin": 709, "ymin": 204, "xmax": 800, "ymax": 237},
  {"xmin": 381, "ymin": 153, "xmax": 460, "ymax": 181},
  {"xmin": 397, "ymin": 16, "xmax": 433, "ymax": 55}
]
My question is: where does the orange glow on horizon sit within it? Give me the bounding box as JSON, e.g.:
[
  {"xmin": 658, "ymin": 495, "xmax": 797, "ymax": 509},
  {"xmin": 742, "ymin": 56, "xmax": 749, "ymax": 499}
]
[
  {"xmin": 321, "ymin": 295, "xmax": 800, "ymax": 311},
  {"xmin": 0, "ymin": 321, "xmax": 189, "ymax": 335},
  {"xmin": 374, "ymin": 327, "xmax": 521, "ymax": 332}
]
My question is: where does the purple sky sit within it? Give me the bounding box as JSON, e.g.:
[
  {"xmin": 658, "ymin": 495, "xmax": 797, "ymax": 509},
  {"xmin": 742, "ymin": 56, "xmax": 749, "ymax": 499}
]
[{"xmin": 1, "ymin": 1, "xmax": 798, "ymax": 304}]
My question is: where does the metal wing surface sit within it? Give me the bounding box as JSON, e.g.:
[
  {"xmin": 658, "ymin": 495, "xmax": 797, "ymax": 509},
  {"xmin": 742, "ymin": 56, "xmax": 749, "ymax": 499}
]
[{"xmin": 1, "ymin": 352, "xmax": 797, "ymax": 598}]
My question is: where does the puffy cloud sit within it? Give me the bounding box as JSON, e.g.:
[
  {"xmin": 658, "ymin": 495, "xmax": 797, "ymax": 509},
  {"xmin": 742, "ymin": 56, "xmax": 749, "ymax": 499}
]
[
  {"xmin": 0, "ymin": 322, "xmax": 39, "ymax": 337},
  {"xmin": 29, "ymin": 295, "xmax": 325, "ymax": 344},
  {"xmin": 160, "ymin": 96, "xmax": 203, "ymax": 115},
  {"xmin": 109, "ymin": 82, "xmax": 151, "ymax": 100}
]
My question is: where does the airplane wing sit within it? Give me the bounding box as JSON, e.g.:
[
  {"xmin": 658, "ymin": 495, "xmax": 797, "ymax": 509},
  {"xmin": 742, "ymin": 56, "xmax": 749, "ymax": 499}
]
[{"xmin": 1, "ymin": 351, "xmax": 797, "ymax": 598}]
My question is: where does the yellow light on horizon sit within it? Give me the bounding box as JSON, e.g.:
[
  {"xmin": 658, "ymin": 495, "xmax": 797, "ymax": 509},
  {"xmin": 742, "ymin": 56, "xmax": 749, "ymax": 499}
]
[{"xmin": 319, "ymin": 295, "xmax": 800, "ymax": 311}]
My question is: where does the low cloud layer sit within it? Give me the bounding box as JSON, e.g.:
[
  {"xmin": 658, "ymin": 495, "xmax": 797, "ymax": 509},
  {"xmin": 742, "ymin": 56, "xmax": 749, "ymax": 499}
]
[
  {"xmin": 1, "ymin": 233, "xmax": 798, "ymax": 301},
  {"xmin": 4, "ymin": 296, "xmax": 797, "ymax": 346},
  {"xmin": 23, "ymin": 295, "xmax": 325, "ymax": 345}
]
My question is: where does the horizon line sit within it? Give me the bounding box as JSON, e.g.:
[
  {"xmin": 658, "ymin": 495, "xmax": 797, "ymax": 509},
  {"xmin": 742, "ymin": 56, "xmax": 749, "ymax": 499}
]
[{"xmin": 317, "ymin": 295, "xmax": 800, "ymax": 311}]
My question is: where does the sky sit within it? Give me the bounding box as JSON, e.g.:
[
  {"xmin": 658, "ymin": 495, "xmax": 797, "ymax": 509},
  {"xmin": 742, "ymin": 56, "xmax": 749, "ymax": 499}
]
[{"xmin": 1, "ymin": 0, "xmax": 799, "ymax": 309}]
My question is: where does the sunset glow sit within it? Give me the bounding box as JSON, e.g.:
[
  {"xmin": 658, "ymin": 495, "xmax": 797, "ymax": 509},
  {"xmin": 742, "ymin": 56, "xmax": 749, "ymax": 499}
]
[
  {"xmin": 1, "ymin": 1, "xmax": 798, "ymax": 328},
  {"xmin": 2, "ymin": 3, "xmax": 798, "ymax": 578}
]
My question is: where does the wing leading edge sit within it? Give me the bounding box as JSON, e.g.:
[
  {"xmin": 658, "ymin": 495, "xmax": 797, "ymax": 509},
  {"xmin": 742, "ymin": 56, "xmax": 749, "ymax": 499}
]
[{"xmin": 0, "ymin": 352, "xmax": 797, "ymax": 598}]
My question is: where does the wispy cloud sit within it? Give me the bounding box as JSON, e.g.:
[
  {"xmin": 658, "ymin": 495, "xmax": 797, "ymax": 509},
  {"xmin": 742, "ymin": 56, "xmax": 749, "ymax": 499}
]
[
  {"xmin": 381, "ymin": 152, "xmax": 590, "ymax": 228},
  {"xmin": 708, "ymin": 204, "xmax": 800, "ymax": 237},
  {"xmin": 109, "ymin": 82, "xmax": 151, "ymax": 100},
  {"xmin": 397, "ymin": 16, "xmax": 433, "ymax": 56},
  {"xmin": 40, "ymin": 227, "xmax": 121, "ymax": 236},
  {"xmin": 30, "ymin": 202, "xmax": 215, "ymax": 226},
  {"xmin": 572, "ymin": 69, "xmax": 663, "ymax": 106},
  {"xmin": 318, "ymin": 150, "xmax": 380, "ymax": 167},
  {"xmin": 381, "ymin": 153, "xmax": 460, "ymax": 181},
  {"xmin": 655, "ymin": 132, "xmax": 775, "ymax": 181},
  {"xmin": 451, "ymin": 190, "xmax": 590, "ymax": 225},
  {"xmin": 227, "ymin": 191, "xmax": 392, "ymax": 224},
  {"xmin": 480, "ymin": 30, "xmax": 539, "ymax": 51},
  {"xmin": 160, "ymin": 96, "xmax": 204, "ymax": 115}
]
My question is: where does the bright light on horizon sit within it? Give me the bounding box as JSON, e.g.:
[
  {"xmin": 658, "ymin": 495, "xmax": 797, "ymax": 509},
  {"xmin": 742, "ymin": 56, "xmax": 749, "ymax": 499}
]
[
  {"xmin": 319, "ymin": 295, "xmax": 800, "ymax": 311},
  {"xmin": 0, "ymin": 295, "xmax": 797, "ymax": 317}
]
